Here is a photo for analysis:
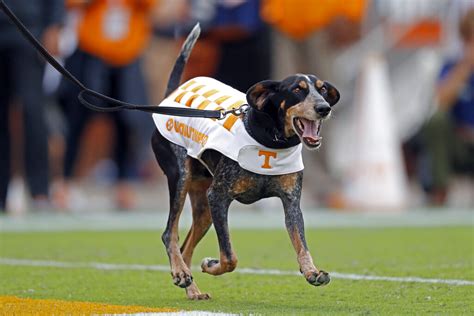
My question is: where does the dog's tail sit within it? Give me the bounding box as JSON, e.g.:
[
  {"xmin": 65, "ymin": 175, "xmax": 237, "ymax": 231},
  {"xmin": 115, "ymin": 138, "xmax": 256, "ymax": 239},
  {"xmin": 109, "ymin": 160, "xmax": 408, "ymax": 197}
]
[{"xmin": 164, "ymin": 23, "xmax": 201, "ymax": 98}]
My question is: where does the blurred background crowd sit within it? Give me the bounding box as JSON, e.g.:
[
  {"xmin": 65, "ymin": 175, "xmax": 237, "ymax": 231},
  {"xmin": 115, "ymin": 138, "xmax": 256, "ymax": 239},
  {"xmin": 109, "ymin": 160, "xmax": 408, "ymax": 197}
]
[{"xmin": 0, "ymin": 0, "xmax": 473, "ymax": 213}]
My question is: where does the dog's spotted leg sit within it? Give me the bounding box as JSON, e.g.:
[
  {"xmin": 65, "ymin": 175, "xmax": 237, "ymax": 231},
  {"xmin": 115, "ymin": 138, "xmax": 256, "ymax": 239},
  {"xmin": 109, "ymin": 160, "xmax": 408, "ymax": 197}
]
[
  {"xmin": 162, "ymin": 159, "xmax": 194, "ymax": 289},
  {"xmin": 278, "ymin": 173, "xmax": 330, "ymax": 287},
  {"xmin": 200, "ymin": 183, "xmax": 237, "ymax": 276},
  {"xmin": 152, "ymin": 134, "xmax": 194, "ymax": 289},
  {"xmin": 180, "ymin": 179, "xmax": 212, "ymax": 300},
  {"xmin": 181, "ymin": 179, "xmax": 213, "ymax": 267}
]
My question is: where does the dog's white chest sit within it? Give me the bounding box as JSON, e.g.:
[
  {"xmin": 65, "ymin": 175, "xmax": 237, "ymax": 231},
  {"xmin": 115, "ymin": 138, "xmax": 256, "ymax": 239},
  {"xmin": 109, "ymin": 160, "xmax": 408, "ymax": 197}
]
[{"xmin": 153, "ymin": 77, "xmax": 304, "ymax": 175}]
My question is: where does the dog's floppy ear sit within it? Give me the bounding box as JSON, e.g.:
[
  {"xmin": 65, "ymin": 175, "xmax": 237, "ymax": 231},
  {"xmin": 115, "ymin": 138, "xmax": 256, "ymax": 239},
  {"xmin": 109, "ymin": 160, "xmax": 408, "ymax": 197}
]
[
  {"xmin": 323, "ymin": 81, "xmax": 340, "ymax": 106},
  {"xmin": 246, "ymin": 80, "xmax": 280, "ymax": 110}
]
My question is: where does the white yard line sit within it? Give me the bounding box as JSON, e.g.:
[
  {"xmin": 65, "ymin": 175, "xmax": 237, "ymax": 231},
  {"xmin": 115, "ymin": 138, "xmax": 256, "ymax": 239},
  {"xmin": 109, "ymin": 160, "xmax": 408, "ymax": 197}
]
[
  {"xmin": 1, "ymin": 258, "xmax": 472, "ymax": 286},
  {"xmin": 0, "ymin": 209, "xmax": 473, "ymax": 232}
]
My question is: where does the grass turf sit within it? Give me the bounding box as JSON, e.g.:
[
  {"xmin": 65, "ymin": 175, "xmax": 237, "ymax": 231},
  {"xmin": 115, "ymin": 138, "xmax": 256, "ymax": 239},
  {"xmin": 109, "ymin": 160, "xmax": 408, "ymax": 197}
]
[{"xmin": 0, "ymin": 227, "xmax": 473, "ymax": 314}]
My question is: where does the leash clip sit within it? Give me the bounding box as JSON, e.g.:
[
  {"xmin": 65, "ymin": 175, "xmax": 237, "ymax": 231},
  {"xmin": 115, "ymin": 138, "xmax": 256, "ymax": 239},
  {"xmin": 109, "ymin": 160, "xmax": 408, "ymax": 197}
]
[{"xmin": 218, "ymin": 104, "xmax": 249, "ymax": 120}]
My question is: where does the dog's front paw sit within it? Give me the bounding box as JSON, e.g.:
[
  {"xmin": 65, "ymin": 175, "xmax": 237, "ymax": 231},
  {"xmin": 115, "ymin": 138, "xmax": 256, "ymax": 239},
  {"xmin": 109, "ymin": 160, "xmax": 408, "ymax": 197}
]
[
  {"xmin": 305, "ymin": 270, "xmax": 330, "ymax": 287},
  {"xmin": 186, "ymin": 283, "xmax": 211, "ymax": 300},
  {"xmin": 171, "ymin": 269, "xmax": 193, "ymax": 288}
]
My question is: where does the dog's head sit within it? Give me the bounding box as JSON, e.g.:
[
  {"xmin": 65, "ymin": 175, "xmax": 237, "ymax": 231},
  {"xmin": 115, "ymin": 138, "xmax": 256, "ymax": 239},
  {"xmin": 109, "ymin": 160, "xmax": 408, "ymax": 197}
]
[{"xmin": 246, "ymin": 74, "xmax": 340, "ymax": 149}]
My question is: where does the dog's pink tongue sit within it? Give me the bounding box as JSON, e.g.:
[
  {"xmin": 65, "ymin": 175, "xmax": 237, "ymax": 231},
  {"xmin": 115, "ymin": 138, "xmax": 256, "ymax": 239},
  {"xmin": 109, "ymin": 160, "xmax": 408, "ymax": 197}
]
[{"xmin": 301, "ymin": 118, "xmax": 320, "ymax": 141}]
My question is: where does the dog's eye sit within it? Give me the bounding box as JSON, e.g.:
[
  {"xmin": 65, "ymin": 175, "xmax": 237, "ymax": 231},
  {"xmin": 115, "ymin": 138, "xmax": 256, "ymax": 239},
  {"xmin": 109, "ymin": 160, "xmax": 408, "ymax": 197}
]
[
  {"xmin": 319, "ymin": 86, "xmax": 327, "ymax": 94},
  {"xmin": 293, "ymin": 87, "xmax": 301, "ymax": 93}
]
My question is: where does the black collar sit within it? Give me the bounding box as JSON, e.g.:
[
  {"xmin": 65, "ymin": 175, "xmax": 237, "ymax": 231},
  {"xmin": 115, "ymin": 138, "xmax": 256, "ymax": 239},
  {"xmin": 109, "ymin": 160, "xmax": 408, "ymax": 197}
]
[{"xmin": 243, "ymin": 108, "xmax": 301, "ymax": 149}]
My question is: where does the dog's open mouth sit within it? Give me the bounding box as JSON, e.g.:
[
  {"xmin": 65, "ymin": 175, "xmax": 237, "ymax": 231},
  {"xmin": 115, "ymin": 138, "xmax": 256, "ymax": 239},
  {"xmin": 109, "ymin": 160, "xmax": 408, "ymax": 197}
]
[{"xmin": 293, "ymin": 117, "xmax": 322, "ymax": 149}]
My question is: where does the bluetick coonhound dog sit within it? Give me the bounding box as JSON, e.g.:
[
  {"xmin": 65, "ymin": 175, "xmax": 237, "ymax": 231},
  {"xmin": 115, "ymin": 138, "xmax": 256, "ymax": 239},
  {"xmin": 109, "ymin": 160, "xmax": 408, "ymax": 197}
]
[{"xmin": 152, "ymin": 27, "xmax": 340, "ymax": 300}]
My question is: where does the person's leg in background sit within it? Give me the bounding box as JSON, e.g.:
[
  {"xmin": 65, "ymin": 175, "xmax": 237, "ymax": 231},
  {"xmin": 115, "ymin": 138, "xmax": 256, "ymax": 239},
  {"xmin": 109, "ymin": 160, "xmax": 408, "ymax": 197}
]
[
  {"xmin": 0, "ymin": 48, "xmax": 12, "ymax": 211},
  {"xmin": 62, "ymin": 102, "xmax": 92, "ymax": 183},
  {"xmin": 112, "ymin": 111, "xmax": 136, "ymax": 210},
  {"xmin": 451, "ymin": 127, "xmax": 474, "ymax": 206},
  {"xmin": 60, "ymin": 49, "xmax": 88, "ymax": 181},
  {"xmin": 112, "ymin": 58, "xmax": 152, "ymax": 209},
  {"xmin": 423, "ymin": 110, "xmax": 474, "ymax": 206},
  {"xmin": 422, "ymin": 111, "xmax": 453, "ymax": 205},
  {"xmin": 63, "ymin": 51, "xmax": 110, "ymax": 180},
  {"xmin": 57, "ymin": 50, "xmax": 106, "ymax": 209},
  {"xmin": 14, "ymin": 46, "xmax": 50, "ymax": 207}
]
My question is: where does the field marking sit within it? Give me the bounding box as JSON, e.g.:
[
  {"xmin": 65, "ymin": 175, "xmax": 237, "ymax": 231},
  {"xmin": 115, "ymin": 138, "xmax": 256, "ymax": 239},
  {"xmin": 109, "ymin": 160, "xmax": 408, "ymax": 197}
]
[
  {"xmin": 1, "ymin": 209, "xmax": 472, "ymax": 232},
  {"xmin": 0, "ymin": 295, "xmax": 235, "ymax": 316},
  {"xmin": 0, "ymin": 295, "xmax": 177, "ymax": 315},
  {"xmin": 1, "ymin": 258, "xmax": 473, "ymax": 286}
]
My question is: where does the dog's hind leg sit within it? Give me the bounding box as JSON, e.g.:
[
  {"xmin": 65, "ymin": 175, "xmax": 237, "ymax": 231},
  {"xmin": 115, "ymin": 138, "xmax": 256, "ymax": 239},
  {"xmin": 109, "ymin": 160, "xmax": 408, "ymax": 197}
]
[
  {"xmin": 277, "ymin": 173, "xmax": 330, "ymax": 287},
  {"xmin": 200, "ymin": 187, "xmax": 236, "ymax": 276},
  {"xmin": 151, "ymin": 130, "xmax": 193, "ymax": 289},
  {"xmin": 180, "ymin": 177, "xmax": 213, "ymax": 300},
  {"xmin": 180, "ymin": 161, "xmax": 213, "ymax": 268},
  {"xmin": 199, "ymin": 162, "xmax": 238, "ymax": 276}
]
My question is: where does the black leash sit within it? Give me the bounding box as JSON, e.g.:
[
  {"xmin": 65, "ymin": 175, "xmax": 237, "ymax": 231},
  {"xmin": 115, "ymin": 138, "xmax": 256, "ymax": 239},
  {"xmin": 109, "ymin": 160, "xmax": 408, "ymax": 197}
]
[{"xmin": 0, "ymin": 0, "xmax": 224, "ymax": 119}]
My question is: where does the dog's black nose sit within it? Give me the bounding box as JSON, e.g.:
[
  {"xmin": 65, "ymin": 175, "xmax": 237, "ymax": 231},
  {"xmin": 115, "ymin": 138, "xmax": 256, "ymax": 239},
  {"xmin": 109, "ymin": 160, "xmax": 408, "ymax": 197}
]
[{"xmin": 315, "ymin": 104, "xmax": 331, "ymax": 117}]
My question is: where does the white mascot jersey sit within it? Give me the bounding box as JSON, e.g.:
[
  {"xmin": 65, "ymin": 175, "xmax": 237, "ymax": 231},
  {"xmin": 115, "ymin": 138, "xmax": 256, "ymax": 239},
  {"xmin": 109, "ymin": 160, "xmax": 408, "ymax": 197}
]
[{"xmin": 153, "ymin": 77, "xmax": 303, "ymax": 175}]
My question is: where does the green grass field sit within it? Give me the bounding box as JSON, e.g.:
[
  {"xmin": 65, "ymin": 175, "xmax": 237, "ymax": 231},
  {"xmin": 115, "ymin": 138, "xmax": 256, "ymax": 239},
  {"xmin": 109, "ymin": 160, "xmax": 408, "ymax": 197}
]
[{"xmin": 1, "ymin": 226, "xmax": 473, "ymax": 315}]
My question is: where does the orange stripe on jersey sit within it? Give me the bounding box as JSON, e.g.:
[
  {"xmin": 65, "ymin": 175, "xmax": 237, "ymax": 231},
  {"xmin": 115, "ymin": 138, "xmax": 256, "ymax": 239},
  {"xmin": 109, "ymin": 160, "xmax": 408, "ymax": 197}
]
[
  {"xmin": 227, "ymin": 100, "xmax": 244, "ymax": 110},
  {"xmin": 203, "ymin": 89, "xmax": 218, "ymax": 98},
  {"xmin": 197, "ymin": 100, "xmax": 211, "ymax": 110},
  {"xmin": 191, "ymin": 85, "xmax": 206, "ymax": 93},
  {"xmin": 181, "ymin": 80, "xmax": 196, "ymax": 90},
  {"xmin": 174, "ymin": 91, "xmax": 187, "ymax": 103},
  {"xmin": 215, "ymin": 95, "xmax": 231, "ymax": 105},
  {"xmin": 222, "ymin": 100, "xmax": 245, "ymax": 131},
  {"xmin": 185, "ymin": 94, "xmax": 199, "ymax": 107},
  {"xmin": 223, "ymin": 115, "xmax": 240, "ymax": 131}
]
